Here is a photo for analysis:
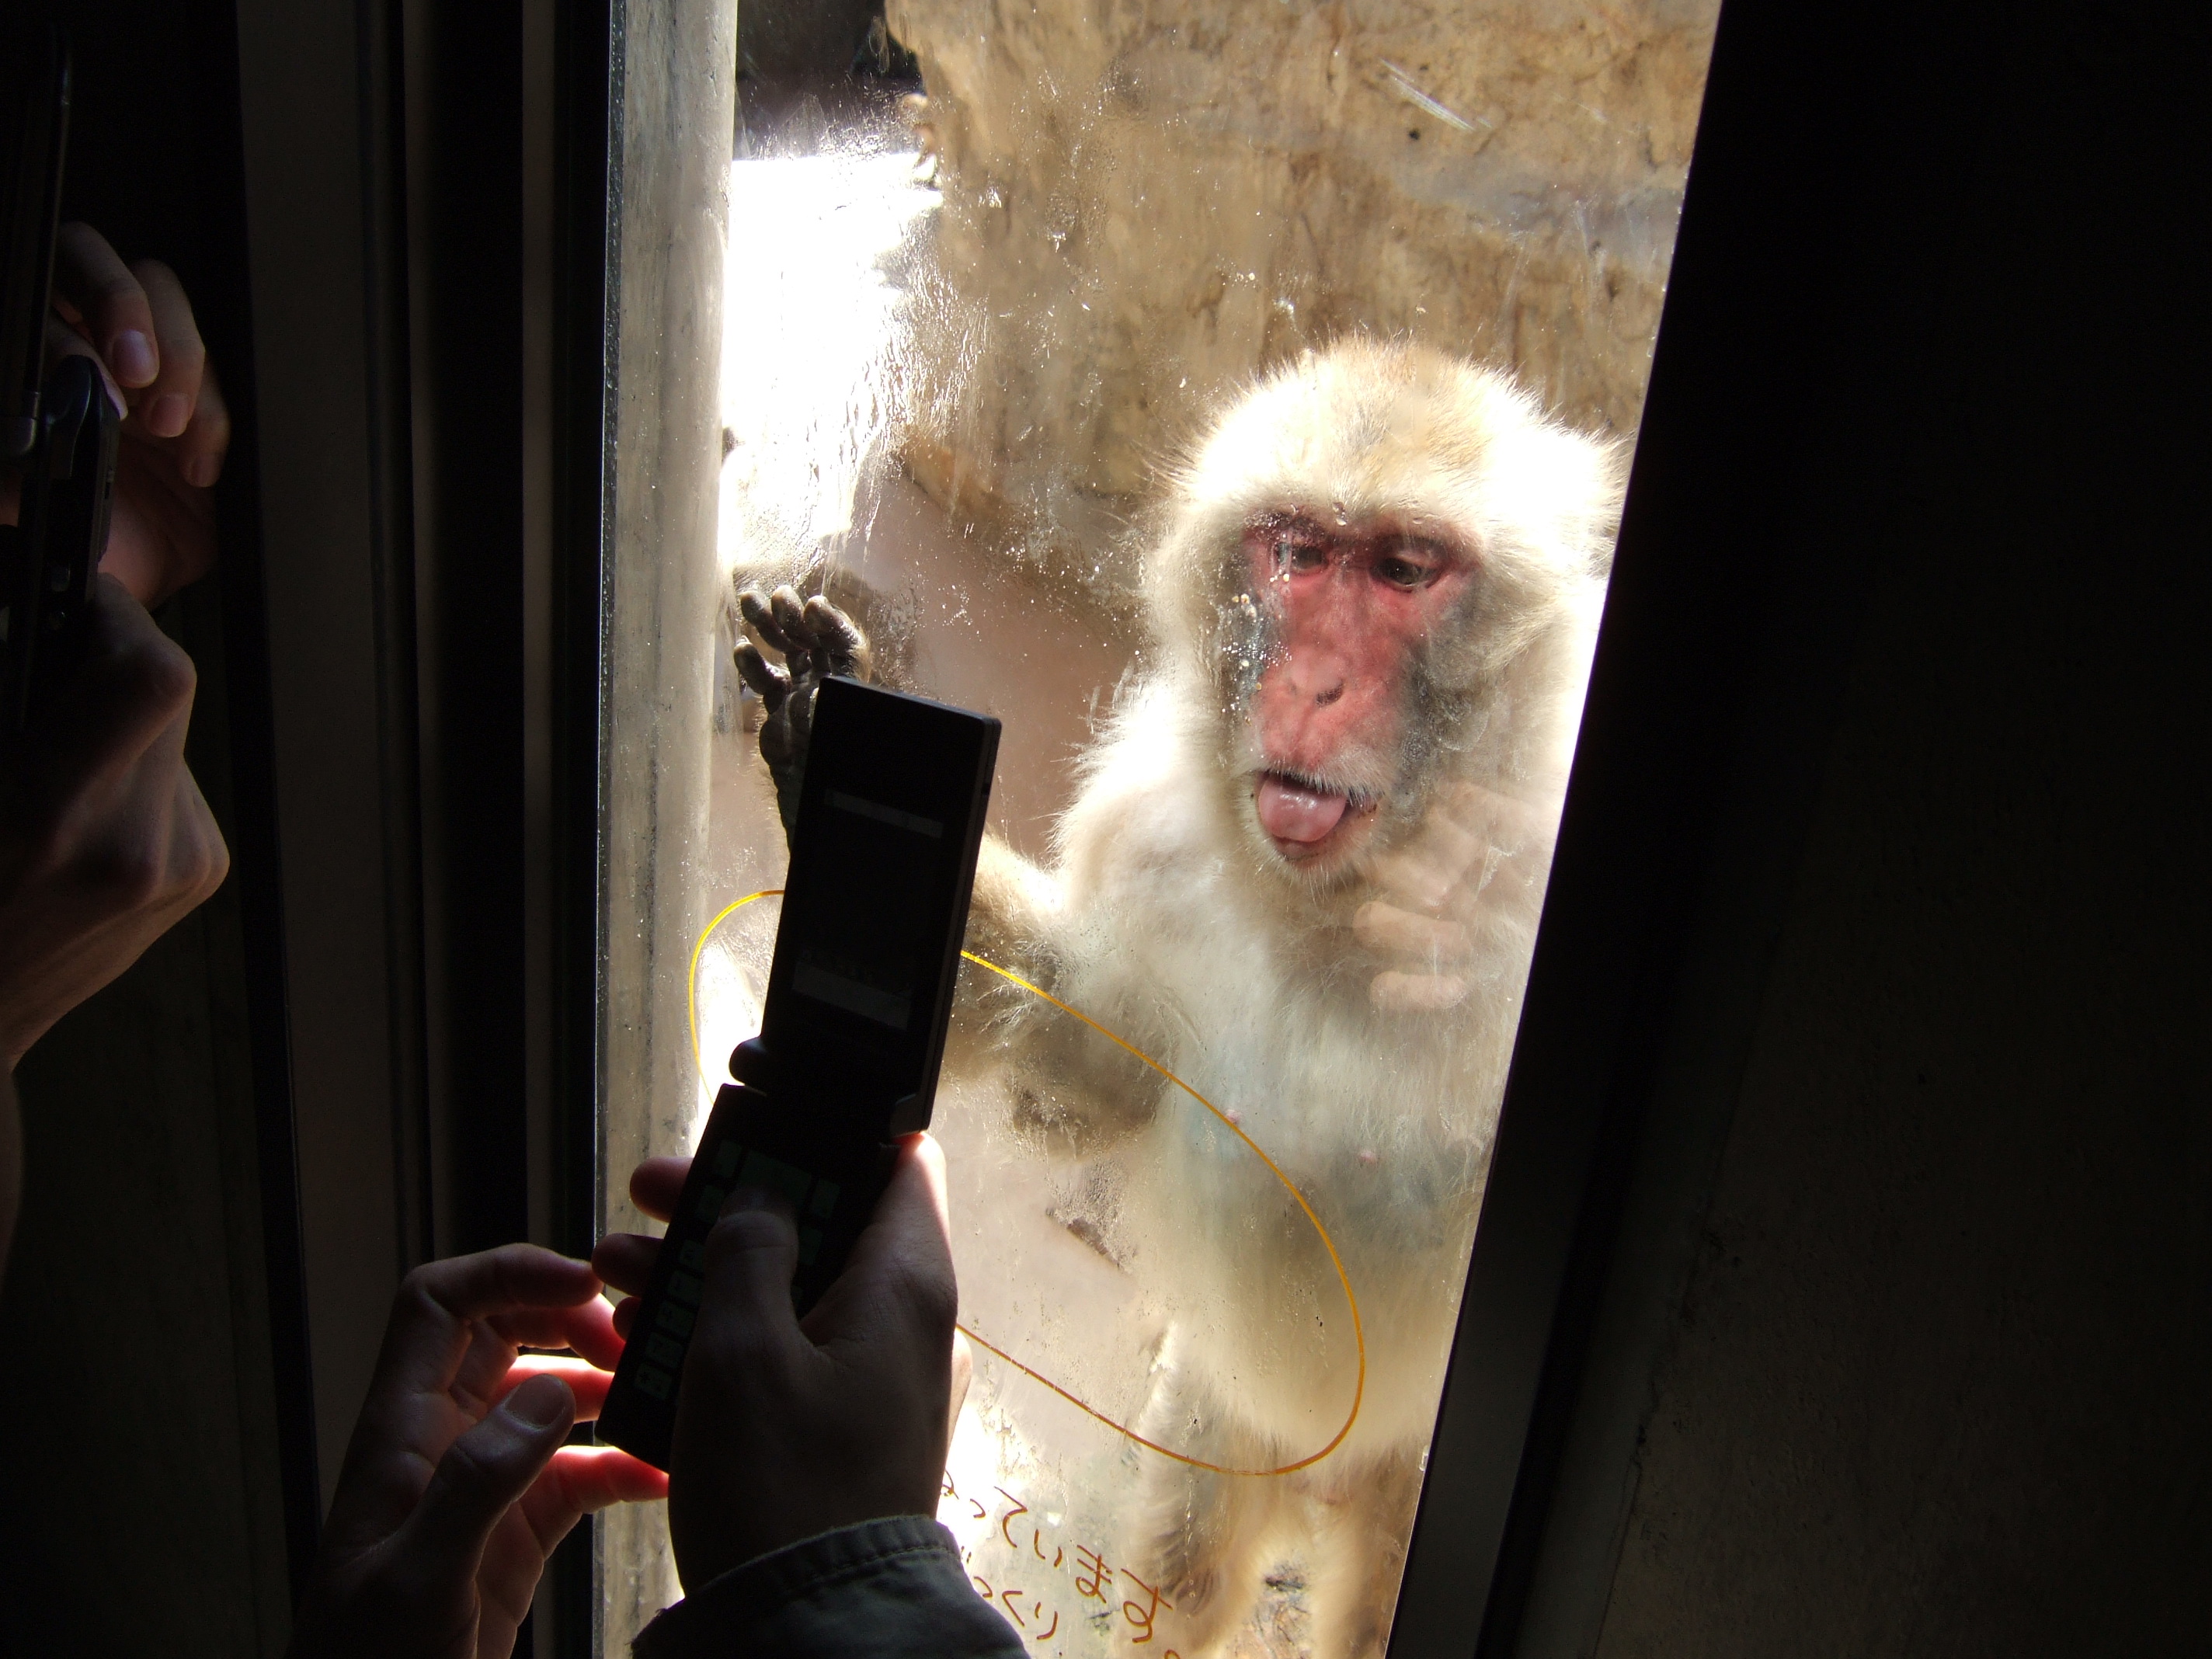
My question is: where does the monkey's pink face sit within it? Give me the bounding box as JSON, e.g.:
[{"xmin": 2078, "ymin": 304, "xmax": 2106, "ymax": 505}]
[{"xmin": 1242, "ymin": 512, "xmax": 1474, "ymax": 871}]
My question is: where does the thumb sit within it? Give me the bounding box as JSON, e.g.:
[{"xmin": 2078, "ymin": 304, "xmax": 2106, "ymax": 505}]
[
  {"xmin": 693, "ymin": 1193, "xmax": 805, "ymax": 1372},
  {"xmin": 388, "ymin": 1374, "xmax": 575, "ymax": 1577}
]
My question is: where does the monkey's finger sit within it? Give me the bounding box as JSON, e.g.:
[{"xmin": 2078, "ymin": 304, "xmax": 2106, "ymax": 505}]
[
  {"xmin": 1371, "ymin": 814, "xmax": 1487, "ymax": 913},
  {"xmin": 735, "ymin": 642, "xmax": 791, "ymax": 711},
  {"xmin": 798, "ymin": 595, "xmax": 869, "ymax": 679},
  {"xmin": 739, "ymin": 590, "xmax": 802, "ymax": 658},
  {"xmin": 768, "ymin": 587, "xmax": 814, "ymax": 661},
  {"xmin": 783, "ymin": 677, "xmax": 818, "ymax": 756},
  {"xmin": 765, "ymin": 587, "xmax": 819, "ymax": 682},
  {"xmin": 1370, "ymin": 971, "xmax": 1471, "ymax": 1013},
  {"xmin": 1354, "ymin": 901, "xmax": 1473, "ymax": 963},
  {"xmin": 1440, "ymin": 780, "xmax": 1560, "ymax": 862}
]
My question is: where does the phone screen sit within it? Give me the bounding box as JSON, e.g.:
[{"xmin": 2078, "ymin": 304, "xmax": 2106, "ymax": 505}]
[{"xmin": 786, "ymin": 788, "xmax": 947, "ymax": 1032}]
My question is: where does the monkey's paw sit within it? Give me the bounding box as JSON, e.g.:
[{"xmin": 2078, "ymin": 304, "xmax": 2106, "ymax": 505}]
[
  {"xmin": 734, "ymin": 585, "xmax": 872, "ymax": 834},
  {"xmin": 1355, "ymin": 780, "xmax": 1558, "ymax": 1014}
]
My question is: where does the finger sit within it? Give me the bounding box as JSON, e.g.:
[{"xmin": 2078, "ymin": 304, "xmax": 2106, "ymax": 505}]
[
  {"xmin": 477, "ymin": 1296, "xmax": 622, "ymax": 1374},
  {"xmin": 611, "ymin": 1296, "xmax": 639, "ymax": 1341},
  {"xmin": 53, "ymin": 223, "xmax": 157, "ymax": 388},
  {"xmin": 1370, "ymin": 807, "xmax": 1487, "ymax": 914},
  {"xmin": 174, "ymin": 357, "xmax": 231, "ymax": 489},
  {"xmin": 690, "ymin": 1191, "xmax": 805, "ymax": 1377},
  {"xmin": 592, "ymin": 1231, "xmax": 662, "ymax": 1297},
  {"xmin": 127, "ymin": 261, "xmax": 206, "ymax": 439},
  {"xmin": 948, "ymin": 1328, "xmax": 974, "ymax": 1446},
  {"xmin": 371, "ymin": 1245, "xmax": 600, "ymax": 1402},
  {"xmin": 734, "ymin": 642, "xmax": 791, "ymax": 711},
  {"xmin": 1369, "ymin": 969, "xmax": 1471, "ymax": 1012},
  {"xmin": 497, "ymin": 1355, "xmax": 616, "ymax": 1420},
  {"xmin": 541, "ymin": 1445, "xmax": 667, "ymax": 1512},
  {"xmin": 628, "ymin": 1155, "xmax": 692, "ymax": 1221},
  {"xmin": 807, "ymin": 1133, "xmax": 958, "ymax": 1351},
  {"xmin": 471, "ymin": 1523, "xmax": 551, "ymax": 1659},
  {"xmin": 513, "ymin": 1447, "xmax": 667, "ymax": 1560},
  {"xmin": 385, "ymin": 1374, "xmax": 575, "ymax": 1585},
  {"xmin": 1449, "ymin": 778, "xmax": 1560, "ymax": 853},
  {"xmin": 480, "ymin": 1300, "xmax": 625, "ymax": 1355},
  {"xmin": 1353, "ymin": 900, "xmax": 1472, "ymax": 962},
  {"xmin": 403, "ymin": 1244, "xmax": 601, "ymax": 1327},
  {"xmin": 769, "ymin": 587, "xmax": 812, "ymax": 672},
  {"xmin": 553, "ymin": 1292, "xmax": 627, "ymax": 1372},
  {"xmin": 799, "ymin": 595, "xmax": 867, "ymax": 677},
  {"xmin": 739, "ymin": 589, "xmax": 800, "ymax": 656}
]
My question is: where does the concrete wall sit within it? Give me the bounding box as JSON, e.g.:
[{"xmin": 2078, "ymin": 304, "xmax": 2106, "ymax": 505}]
[{"xmin": 884, "ymin": 0, "xmax": 1718, "ymax": 613}]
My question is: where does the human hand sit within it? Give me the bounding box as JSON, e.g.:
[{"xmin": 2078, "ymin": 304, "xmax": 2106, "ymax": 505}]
[
  {"xmin": 593, "ymin": 1134, "xmax": 968, "ymax": 1589},
  {"xmin": 289, "ymin": 1245, "xmax": 667, "ymax": 1659},
  {"xmin": 732, "ymin": 586, "xmax": 871, "ymax": 834},
  {"xmin": 1355, "ymin": 779, "xmax": 1560, "ymax": 1012},
  {"xmin": 41, "ymin": 221, "xmax": 230, "ymax": 607},
  {"xmin": 0, "ymin": 575, "xmax": 228, "ymax": 1065}
]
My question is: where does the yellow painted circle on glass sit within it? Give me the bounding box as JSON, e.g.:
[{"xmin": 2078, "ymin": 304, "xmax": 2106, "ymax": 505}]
[{"xmin": 687, "ymin": 891, "xmax": 1365, "ymax": 1476}]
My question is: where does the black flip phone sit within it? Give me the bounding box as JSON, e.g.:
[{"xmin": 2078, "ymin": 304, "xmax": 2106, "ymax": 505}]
[
  {"xmin": 595, "ymin": 675, "xmax": 1000, "ymax": 1470},
  {"xmin": 1, "ymin": 27, "xmax": 117, "ymax": 738}
]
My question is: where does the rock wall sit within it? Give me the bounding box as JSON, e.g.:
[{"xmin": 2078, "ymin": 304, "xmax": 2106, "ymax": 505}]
[{"xmin": 883, "ymin": 0, "xmax": 1719, "ymax": 607}]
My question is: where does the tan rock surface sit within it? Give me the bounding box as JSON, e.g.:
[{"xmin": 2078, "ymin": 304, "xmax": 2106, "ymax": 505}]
[{"xmin": 885, "ymin": 0, "xmax": 1717, "ymax": 609}]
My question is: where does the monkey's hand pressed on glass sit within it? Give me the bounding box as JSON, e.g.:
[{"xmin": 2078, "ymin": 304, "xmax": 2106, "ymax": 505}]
[{"xmin": 732, "ymin": 584, "xmax": 873, "ymax": 834}]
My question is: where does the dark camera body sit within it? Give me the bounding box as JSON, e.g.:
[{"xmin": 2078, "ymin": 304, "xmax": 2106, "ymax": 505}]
[
  {"xmin": 596, "ymin": 676, "xmax": 1000, "ymax": 1470},
  {"xmin": 1, "ymin": 27, "xmax": 116, "ymax": 737}
]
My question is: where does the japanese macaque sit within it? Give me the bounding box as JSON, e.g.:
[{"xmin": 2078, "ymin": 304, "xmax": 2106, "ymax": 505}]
[{"xmin": 736, "ymin": 339, "xmax": 1622, "ymax": 1657}]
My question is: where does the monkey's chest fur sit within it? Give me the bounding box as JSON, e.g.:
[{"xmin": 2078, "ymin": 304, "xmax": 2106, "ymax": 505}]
[{"xmin": 1031, "ymin": 704, "xmax": 1535, "ymax": 1453}]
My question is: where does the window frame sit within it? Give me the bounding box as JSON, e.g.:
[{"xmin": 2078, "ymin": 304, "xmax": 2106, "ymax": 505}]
[{"xmin": 230, "ymin": 0, "xmax": 1948, "ymax": 1649}]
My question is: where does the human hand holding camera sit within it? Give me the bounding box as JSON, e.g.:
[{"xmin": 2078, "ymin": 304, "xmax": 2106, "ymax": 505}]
[
  {"xmin": 594, "ymin": 1132, "xmax": 969, "ymax": 1588},
  {"xmin": 0, "ymin": 573, "xmax": 226, "ymax": 1066},
  {"xmin": 44, "ymin": 221, "xmax": 230, "ymax": 606},
  {"xmin": 0, "ymin": 223, "xmax": 235, "ymax": 1066},
  {"xmin": 288, "ymin": 1245, "xmax": 667, "ymax": 1659}
]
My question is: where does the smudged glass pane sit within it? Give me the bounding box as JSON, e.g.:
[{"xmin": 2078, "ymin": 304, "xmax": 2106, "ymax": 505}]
[{"xmin": 599, "ymin": 2, "xmax": 1720, "ymax": 1651}]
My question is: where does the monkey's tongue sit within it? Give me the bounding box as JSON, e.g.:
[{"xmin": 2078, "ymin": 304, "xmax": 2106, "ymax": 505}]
[{"xmin": 1256, "ymin": 774, "xmax": 1351, "ymax": 844}]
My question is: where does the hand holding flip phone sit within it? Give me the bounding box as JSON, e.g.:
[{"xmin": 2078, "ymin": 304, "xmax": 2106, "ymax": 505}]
[{"xmin": 595, "ymin": 675, "xmax": 1000, "ymax": 1470}]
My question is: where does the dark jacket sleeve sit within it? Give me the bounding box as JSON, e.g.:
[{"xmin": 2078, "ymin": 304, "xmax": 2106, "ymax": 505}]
[{"xmin": 631, "ymin": 1515, "xmax": 1026, "ymax": 1659}]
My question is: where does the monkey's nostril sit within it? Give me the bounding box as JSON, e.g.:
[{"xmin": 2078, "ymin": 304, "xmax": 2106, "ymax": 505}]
[{"xmin": 1316, "ymin": 683, "xmax": 1345, "ymax": 707}]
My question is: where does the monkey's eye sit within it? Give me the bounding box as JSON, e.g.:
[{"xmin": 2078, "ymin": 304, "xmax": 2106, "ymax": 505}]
[
  {"xmin": 1375, "ymin": 552, "xmax": 1437, "ymax": 590},
  {"xmin": 1275, "ymin": 538, "xmax": 1328, "ymax": 575}
]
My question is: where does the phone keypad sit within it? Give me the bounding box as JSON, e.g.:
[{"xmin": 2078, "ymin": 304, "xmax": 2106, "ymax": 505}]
[{"xmin": 621, "ymin": 1129, "xmax": 851, "ymax": 1410}]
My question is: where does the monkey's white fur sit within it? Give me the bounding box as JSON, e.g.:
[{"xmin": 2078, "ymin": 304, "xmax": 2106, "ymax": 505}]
[{"xmin": 919, "ymin": 341, "xmax": 1618, "ymax": 1654}]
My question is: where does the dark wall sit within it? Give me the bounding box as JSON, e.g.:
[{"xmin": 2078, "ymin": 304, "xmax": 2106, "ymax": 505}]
[
  {"xmin": 0, "ymin": 4, "xmax": 296, "ymax": 1651},
  {"xmin": 1585, "ymin": 5, "xmax": 2212, "ymax": 1653},
  {"xmin": 0, "ymin": 587, "xmax": 290, "ymax": 1655}
]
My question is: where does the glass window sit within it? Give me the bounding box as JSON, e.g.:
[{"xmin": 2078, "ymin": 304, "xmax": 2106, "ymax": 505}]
[{"xmin": 597, "ymin": 1, "xmax": 1720, "ymax": 1650}]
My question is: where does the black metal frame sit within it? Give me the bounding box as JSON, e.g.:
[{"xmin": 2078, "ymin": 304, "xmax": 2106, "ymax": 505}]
[
  {"xmin": 544, "ymin": 0, "xmax": 621, "ymax": 1650},
  {"xmin": 1391, "ymin": 0, "xmax": 2013, "ymax": 1651}
]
